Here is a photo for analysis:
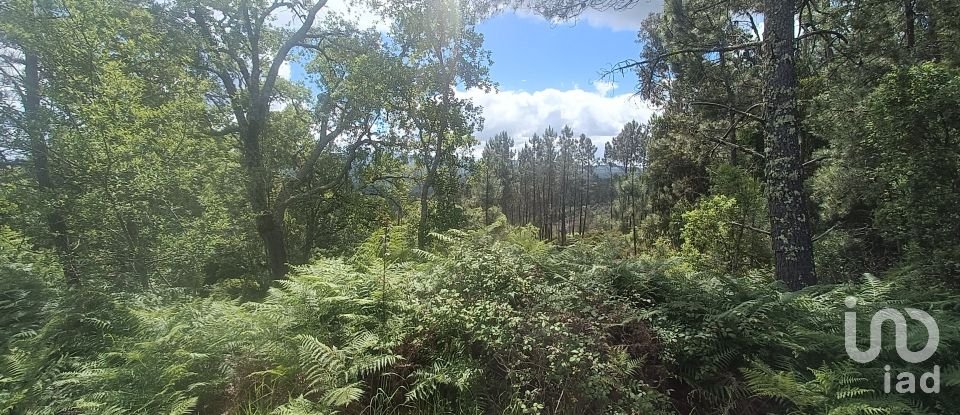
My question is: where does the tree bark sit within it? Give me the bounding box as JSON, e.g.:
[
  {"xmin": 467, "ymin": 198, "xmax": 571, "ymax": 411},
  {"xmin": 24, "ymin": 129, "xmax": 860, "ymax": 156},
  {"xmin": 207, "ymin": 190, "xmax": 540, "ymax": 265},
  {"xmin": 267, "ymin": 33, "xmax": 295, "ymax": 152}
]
[
  {"xmin": 763, "ymin": 0, "xmax": 817, "ymax": 290},
  {"xmin": 417, "ymin": 151, "xmax": 442, "ymax": 248},
  {"xmin": 904, "ymin": 0, "xmax": 916, "ymax": 52},
  {"xmin": 583, "ymin": 163, "xmax": 592, "ymax": 234},
  {"xmin": 560, "ymin": 176, "xmax": 567, "ymax": 245},
  {"xmin": 24, "ymin": 51, "xmax": 81, "ymax": 287},
  {"xmin": 192, "ymin": 1, "xmax": 328, "ymax": 281},
  {"xmin": 483, "ymin": 167, "xmax": 492, "ymax": 225},
  {"xmin": 240, "ymin": 121, "xmax": 288, "ymax": 281}
]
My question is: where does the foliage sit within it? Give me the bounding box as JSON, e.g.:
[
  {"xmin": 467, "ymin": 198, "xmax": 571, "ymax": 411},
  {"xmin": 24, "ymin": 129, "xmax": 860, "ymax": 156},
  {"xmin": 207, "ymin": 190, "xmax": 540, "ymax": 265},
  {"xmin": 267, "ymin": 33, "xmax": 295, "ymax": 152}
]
[
  {"xmin": 3, "ymin": 0, "xmax": 960, "ymax": 414},
  {"xmin": 680, "ymin": 164, "xmax": 770, "ymax": 273},
  {"xmin": 7, "ymin": 225, "xmax": 960, "ymax": 414}
]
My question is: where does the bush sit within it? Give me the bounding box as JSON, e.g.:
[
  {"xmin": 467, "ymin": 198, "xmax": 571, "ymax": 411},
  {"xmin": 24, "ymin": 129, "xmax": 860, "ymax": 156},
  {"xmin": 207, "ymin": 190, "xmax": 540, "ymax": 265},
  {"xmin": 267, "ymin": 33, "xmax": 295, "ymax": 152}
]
[{"xmin": 6, "ymin": 227, "xmax": 960, "ymax": 414}]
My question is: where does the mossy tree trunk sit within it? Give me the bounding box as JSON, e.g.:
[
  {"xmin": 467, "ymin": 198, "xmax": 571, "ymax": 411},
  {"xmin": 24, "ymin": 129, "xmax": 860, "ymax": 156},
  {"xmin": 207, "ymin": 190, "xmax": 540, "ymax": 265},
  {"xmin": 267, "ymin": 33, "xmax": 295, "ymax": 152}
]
[{"xmin": 763, "ymin": 0, "xmax": 817, "ymax": 290}]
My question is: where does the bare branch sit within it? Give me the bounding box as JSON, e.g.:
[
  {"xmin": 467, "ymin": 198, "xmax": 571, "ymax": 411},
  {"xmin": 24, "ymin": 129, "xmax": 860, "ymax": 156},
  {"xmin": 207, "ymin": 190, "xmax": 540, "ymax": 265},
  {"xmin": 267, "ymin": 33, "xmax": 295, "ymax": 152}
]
[
  {"xmin": 691, "ymin": 101, "xmax": 765, "ymax": 124},
  {"xmin": 813, "ymin": 221, "xmax": 842, "ymax": 242},
  {"xmin": 797, "ymin": 29, "xmax": 848, "ymax": 44},
  {"xmin": 802, "ymin": 155, "xmax": 829, "ymax": 167},
  {"xmin": 697, "ymin": 130, "xmax": 764, "ymax": 160},
  {"xmin": 604, "ymin": 41, "xmax": 762, "ymax": 76}
]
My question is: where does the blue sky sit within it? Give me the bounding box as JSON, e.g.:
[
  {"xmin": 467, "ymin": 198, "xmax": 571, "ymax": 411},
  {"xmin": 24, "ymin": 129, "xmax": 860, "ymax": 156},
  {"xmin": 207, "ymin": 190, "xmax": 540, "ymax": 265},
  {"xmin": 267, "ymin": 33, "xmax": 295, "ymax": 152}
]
[
  {"xmin": 283, "ymin": 1, "xmax": 664, "ymax": 150},
  {"xmin": 477, "ymin": 13, "xmax": 639, "ymax": 92},
  {"xmin": 463, "ymin": 4, "xmax": 663, "ymax": 148}
]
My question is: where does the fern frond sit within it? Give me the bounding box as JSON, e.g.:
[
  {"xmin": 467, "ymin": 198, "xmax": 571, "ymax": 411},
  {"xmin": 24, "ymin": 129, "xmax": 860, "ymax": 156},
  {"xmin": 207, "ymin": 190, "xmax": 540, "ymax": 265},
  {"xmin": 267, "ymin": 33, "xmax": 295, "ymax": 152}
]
[
  {"xmin": 321, "ymin": 381, "xmax": 365, "ymax": 407},
  {"xmin": 167, "ymin": 396, "xmax": 198, "ymax": 415}
]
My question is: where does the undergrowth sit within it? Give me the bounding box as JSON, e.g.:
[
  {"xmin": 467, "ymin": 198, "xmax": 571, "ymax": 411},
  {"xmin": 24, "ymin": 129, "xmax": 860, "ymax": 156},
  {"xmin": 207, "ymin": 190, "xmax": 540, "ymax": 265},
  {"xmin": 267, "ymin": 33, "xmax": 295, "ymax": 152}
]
[{"xmin": 2, "ymin": 224, "xmax": 958, "ymax": 414}]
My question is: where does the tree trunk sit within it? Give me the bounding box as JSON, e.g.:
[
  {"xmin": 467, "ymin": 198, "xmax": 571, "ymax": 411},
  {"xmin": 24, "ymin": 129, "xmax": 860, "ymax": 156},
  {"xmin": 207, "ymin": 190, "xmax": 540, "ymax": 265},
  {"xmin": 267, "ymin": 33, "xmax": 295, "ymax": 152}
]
[
  {"xmin": 607, "ymin": 163, "xmax": 614, "ymax": 218},
  {"xmin": 240, "ymin": 122, "xmax": 288, "ymax": 281},
  {"xmin": 257, "ymin": 211, "xmax": 288, "ymax": 280},
  {"xmin": 559, "ymin": 165, "xmax": 567, "ymax": 245},
  {"xmin": 904, "ymin": 0, "xmax": 916, "ymax": 52},
  {"xmin": 24, "ymin": 52, "xmax": 81, "ymax": 287},
  {"xmin": 417, "ymin": 157, "xmax": 440, "ymax": 248},
  {"xmin": 630, "ymin": 171, "xmax": 638, "ymax": 256},
  {"xmin": 577, "ymin": 163, "xmax": 584, "ymax": 235},
  {"xmin": 580, "ymin": 166, "xmax": 593, "ymax": 235},
  {"xmin": 763, "ymin": 0, "xmax": 817, "ymax": 290},
  {"xmin": 483, "ymin": 168, "xmax": 491, "ymax": 225}
]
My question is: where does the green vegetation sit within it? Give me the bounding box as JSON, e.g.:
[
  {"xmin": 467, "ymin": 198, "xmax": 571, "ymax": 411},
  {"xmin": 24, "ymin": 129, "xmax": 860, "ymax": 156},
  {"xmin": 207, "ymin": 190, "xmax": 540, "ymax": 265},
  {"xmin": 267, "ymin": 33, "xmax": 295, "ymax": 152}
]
[
  {"xmin": 2, "ymin": 0, "xmax": 960, "ymax": 413},
  {"xmin": 5, "ymin": 225, "xmax": 960, "ymax": 414}
]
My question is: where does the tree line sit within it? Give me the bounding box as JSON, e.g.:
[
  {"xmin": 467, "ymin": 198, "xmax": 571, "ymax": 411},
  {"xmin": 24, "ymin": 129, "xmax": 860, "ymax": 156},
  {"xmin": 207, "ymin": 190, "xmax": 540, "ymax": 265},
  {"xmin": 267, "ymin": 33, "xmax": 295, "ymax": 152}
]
[{"xmin": 3, "ymin": 0, "xmax": 960, "ymax": 296}]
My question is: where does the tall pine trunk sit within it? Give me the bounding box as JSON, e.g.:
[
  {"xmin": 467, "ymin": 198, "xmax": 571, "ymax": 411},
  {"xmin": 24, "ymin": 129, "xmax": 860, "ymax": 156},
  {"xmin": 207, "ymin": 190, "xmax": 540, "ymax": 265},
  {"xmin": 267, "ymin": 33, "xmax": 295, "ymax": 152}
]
[
  {"xmin": 559, "ymin": 162, "xmax": 567, "ymax": 245},
  {"xmin": 577, "ymin": 163, "xmax": 585, "ymax": 235},
  {"xmin": 763, "ymin": 0, "xmax": 817, "ymax": 290},
  {"xmin": 583, "ymin": 164, "xmax": 591, "ymax": 234}
]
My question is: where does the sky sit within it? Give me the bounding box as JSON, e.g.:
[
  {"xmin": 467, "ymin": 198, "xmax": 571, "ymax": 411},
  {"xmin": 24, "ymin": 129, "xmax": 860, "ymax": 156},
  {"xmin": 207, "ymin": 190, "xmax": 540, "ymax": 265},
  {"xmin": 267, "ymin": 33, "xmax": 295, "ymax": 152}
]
[
  {"xmin": 283, "ymin": 0, "xmax": 666, "ymax": 153},
  {"xmin": 459, "ymin": 0, "xmax": 661, "ymax": 149},
  {"xmin": 464, "ymin": 3, "xmax": 663, "ymax": 151}
]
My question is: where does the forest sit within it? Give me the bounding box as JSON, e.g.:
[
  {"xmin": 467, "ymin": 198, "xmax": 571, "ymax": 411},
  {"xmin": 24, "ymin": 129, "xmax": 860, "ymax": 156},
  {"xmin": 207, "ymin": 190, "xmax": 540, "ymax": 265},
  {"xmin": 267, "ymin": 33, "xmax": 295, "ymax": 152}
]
[{"xmin": 2, "ymin": 0, "xmax": 960, "ymax": 413}]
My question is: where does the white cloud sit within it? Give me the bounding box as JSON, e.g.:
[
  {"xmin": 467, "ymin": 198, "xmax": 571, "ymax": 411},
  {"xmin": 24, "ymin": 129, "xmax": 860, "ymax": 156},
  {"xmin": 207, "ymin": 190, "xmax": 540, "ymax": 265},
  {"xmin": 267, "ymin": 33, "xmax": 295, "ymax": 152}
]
[
  {"xmin": 577, "ymin": 0, "xmax": 663, "ymax": 31},
  {"xmin": 278, "ymin": 60, "xmax": 292, "ymax": 80},
  {"xmin": 593, "ymin": 80, "xmax": 617, "ymax": 97},
  {"xmin": 458, "ymin": 83, "xmax": 657, "ymax": 149},
  {"xmin": 270, "ymin": 0, "xmax": 390, "ymax": 32},
  {"xmin": 510, "ymin": 0, "xmax": 663, "ymax": 32},
  {"xmin": 322, "ymin": 0, "xmax": 392, "ymax": 32},
  {"xmin": 270, "ymin": 99, "xmax": 288, "ymax": 112}
]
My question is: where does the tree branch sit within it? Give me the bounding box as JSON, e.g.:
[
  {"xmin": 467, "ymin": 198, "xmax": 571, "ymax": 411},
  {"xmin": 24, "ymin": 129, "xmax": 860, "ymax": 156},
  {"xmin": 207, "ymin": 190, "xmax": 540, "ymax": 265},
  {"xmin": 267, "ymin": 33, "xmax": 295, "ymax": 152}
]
[
  {"xmin": 256, "ymin": 0, "xmax": 329, "ymax": 116},
  {"xmin": 277, "ymin": 136, "xmax": 374, "ymax": 210},
  {"xmin": 802, "ymin": 155, "xmax": 829, "ymax": 167},
  {"xmin": 696, "ymin": 129, "xmax": 764, "ymax": 159},
  {"xmin": 813, "ymin": 221, "xmax": 842, "ymax": 242},
  {"xmin": 797, "ymin": 29, "xmax": 848, "ymax": 44},
  {"xmin": 207, "ymin": 125, "xmax": 240, "ymax": 137},
  {"xmin": 605, "ymin": 41, "xmax": 762, "ymax": 76},
  {"xmin": 691, "ymin": 101, "xmax": 765, "ymax": 124}
]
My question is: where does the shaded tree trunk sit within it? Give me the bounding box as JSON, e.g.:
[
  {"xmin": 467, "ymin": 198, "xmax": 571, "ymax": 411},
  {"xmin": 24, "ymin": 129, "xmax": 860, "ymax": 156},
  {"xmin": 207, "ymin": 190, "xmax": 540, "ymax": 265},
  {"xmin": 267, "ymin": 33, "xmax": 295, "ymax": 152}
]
[
  {"xmin": 904, "ymin": 0, "xmax": 916, "ymax": 52},
  {"xmin": 417, "ymin": 173, "xmax": 432, "ymax": 248},
  {"xmin": 24, "ymin": 51, "xmax": 81, "ymax": 287},
  {"xmin": 559, "ymin": 163, "xmax": 567, "ymax": 245},
  {"xmin": 240, "ymin": 120, "xmax": 288, "ymax": 281},
  {"xmin": 607, "ymin": 163, "xmax": 614, "ymax": 218},
  {"xmin": 190, "ymin": 1, "xmax": 329, "ymax": 282},
  {"xmin": 763, "ymin": 0, "xmax": 817, "ymax": 290},
  {"xmin": 583, "ymin": 163, "xmax": 592, "ymax": 234},
  {"xmin": 483, "ymin": 167, "xmax": 492, "ymax": 225},
  {"xmin": 577, "ymin": 162, "xmax": 585, "ymax": 235},
  {"xmin": 417, "ymin": 148, "xmax": 442, "ymax": 248}
]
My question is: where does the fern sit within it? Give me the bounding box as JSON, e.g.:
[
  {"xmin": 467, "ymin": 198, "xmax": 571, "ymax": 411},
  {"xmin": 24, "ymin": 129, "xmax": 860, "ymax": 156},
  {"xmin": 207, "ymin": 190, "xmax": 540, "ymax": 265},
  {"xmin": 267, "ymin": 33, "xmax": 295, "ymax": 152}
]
[
  {"xmin": 320, "ymin": 382, "xmax": 365, "ymax": 407},
  {"xmin": 167, "ymin": 396, "xmax": 198, "ymax": 415}
]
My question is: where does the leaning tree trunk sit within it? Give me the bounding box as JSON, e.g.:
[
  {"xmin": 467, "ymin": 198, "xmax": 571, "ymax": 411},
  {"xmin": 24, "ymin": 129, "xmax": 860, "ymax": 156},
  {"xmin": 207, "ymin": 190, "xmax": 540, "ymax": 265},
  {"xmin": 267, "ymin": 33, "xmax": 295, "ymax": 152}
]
[
  {"xmin": 763, "ymin": 0, "xmax": 817, "ymax": 290},
  {"xmin": 24, "ymin": 51, "xmax": 81, "ymax": 287}
]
